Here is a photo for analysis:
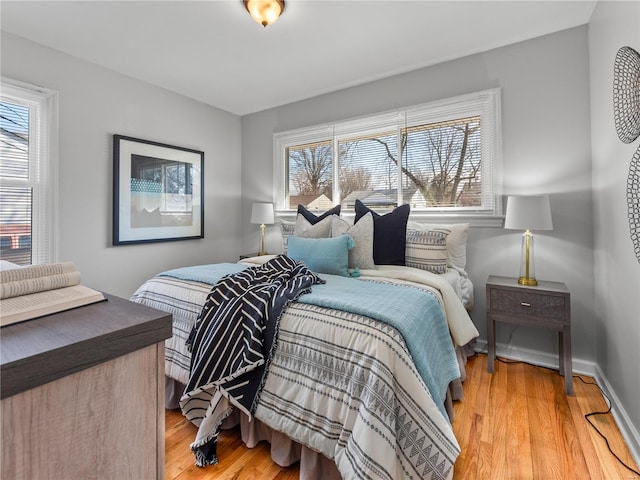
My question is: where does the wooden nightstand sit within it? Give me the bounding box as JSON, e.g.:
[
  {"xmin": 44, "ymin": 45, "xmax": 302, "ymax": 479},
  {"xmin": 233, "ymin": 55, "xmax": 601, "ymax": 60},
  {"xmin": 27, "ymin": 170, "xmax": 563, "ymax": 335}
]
[{"xmin": 486, "ymin": 275, "xmax": 573, "ymax": 395}]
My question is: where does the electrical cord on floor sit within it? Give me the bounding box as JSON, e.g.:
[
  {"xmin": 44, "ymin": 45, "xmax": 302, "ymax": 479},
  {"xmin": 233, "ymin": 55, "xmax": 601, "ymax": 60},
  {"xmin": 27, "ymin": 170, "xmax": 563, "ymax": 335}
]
[
  {"xmin": 572, "ymin": 375, "xmax": 640, "ymax": 477},
  {"xmin": 488, "ymin": 354, "xmax": 640, "ymax": 476}
]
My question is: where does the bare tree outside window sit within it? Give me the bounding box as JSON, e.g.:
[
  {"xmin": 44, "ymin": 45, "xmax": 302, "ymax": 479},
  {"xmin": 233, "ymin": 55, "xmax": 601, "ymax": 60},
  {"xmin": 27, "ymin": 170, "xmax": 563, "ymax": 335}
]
[
  {"xmin": 338, "ymin": 132, "xmax": 395, "ymax": 200},
  {"xmin": 287, "ymin": 141, "xmax": 332, "ymax": 201},
  {"xmin": 339, "ymin": 164, "xmax": 372, "ymax": 199},
  {"xmin": 401, "ymin": 116, "xmax": 481, "ymax": 207}
]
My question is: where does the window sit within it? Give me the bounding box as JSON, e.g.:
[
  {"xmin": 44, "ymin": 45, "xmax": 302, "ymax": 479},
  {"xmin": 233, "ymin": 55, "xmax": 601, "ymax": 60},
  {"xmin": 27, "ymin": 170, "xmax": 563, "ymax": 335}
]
[
  {"xmin": 274, "ymin": 89, "xmax": 502, "ymax": 223},
  {"xmin": 0, "ymin": 80, "xmax": 58, "ymax": 265}
]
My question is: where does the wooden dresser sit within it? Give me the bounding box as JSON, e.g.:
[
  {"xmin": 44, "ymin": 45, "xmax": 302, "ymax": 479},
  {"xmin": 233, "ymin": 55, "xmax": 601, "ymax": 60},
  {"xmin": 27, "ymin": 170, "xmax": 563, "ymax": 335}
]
[{"xmin": 1, "ymin": 294, "xmax": 172, "ymax": 480}]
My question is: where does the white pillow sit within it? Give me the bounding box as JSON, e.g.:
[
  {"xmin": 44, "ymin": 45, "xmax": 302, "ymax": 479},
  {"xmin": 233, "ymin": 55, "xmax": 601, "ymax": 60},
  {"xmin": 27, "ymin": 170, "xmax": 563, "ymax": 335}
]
[
  {"xmin": 331, "ymin": 213, "xmax": 375, "ymax": 269},
  {"xmin": 407, "ymin": 221, "xmax": 470, "ymax": 274}
]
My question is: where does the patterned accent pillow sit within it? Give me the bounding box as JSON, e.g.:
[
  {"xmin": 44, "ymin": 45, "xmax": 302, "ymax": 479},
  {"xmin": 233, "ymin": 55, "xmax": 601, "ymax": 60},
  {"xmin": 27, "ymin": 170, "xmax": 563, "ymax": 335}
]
[
  {"xmin": 280, "ymin": 220, "xmax": 295, "ymax": 254},
  {"xmin": 407, "ymin": 221, "xmax": 469, "ymax": 274},
  {"xmin": 405, "ymin": 228, "xmax": 450, "ymax": 274}
]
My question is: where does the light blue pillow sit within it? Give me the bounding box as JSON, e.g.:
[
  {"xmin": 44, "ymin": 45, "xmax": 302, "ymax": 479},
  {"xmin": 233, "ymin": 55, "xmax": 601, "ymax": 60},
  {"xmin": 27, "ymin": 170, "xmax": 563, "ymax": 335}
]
[{"xmin": 287, "ymin": 235, "xmax": 355, "ymax": 277}]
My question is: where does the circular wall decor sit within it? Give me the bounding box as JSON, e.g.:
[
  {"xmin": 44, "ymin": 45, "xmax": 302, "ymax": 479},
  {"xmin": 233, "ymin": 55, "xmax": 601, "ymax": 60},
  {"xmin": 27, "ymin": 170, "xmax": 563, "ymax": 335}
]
[
  {"xmin": 629, "ymin": 144, "xmax": 640, "ymax": 264},
  {"xmin": 613, "ymin": 46, "xmax": 640, "ymax": 144}
]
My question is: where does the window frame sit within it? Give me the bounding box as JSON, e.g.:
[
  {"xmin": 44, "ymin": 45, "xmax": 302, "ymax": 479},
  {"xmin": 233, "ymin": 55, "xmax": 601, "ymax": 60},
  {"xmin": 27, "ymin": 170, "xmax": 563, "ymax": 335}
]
[
  {"xmin": 273, "ymin": 88, "xmax": 502, "ymax": 226},
  {"xmin": 1, "ymin": 78, "xmax": 59, "ymax": 265}
]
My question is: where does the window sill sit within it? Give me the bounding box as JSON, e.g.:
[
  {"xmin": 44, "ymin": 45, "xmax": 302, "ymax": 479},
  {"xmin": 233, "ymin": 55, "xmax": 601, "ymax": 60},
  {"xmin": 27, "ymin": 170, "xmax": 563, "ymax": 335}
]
[{"xmin": 275, "ymin": 210, "xmax": 504, "ymax": 228}]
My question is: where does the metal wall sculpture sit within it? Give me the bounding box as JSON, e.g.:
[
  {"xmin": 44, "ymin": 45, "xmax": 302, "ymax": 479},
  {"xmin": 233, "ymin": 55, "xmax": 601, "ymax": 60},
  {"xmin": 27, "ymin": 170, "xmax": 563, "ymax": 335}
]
[
  {"xmin": 613, "ymin": 46, "xmax": 640, "ymax": 264},
  {"xmin": 628, "ymin": 145, "xmax": 640, "ymax": 262}
]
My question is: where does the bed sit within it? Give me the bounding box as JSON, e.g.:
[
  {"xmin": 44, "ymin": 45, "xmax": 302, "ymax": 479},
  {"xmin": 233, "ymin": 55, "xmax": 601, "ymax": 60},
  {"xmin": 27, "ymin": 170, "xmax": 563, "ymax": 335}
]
[{"xmin": 131, "ymin": 209, "xmax": 479, "ymax": 480}]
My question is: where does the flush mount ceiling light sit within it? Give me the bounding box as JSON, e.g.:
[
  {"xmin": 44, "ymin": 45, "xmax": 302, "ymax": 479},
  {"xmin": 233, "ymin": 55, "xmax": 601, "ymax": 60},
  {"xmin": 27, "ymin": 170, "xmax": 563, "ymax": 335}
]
[{"xmin": 243, "ymin": 0, "xmax": 285, "ymax": 27}]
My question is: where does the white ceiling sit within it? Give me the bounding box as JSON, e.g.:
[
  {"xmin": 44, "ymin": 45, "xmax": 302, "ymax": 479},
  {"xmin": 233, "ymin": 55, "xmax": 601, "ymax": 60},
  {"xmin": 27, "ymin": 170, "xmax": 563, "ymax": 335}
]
[{"xmin": 1, "ymin": 0, "xmax": 596, "ymax": 116}]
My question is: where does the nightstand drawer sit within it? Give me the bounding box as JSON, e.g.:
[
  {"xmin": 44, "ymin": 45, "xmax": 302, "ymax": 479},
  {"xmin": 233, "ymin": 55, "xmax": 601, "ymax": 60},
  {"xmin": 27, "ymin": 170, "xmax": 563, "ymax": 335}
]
[{"xmin": 488, "ymin": 288, "xmax": 567, "ymax": 322}]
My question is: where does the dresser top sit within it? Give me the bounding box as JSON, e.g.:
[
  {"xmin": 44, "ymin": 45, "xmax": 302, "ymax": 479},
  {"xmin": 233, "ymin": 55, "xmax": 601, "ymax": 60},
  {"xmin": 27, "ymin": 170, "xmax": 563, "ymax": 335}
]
[
  {"xmin": 487, "ymin": 275, "xmax": 569, "ymax": 294},
  {"xmin": 1, "ymin": 293, "xmax": 172, "ymax": 399}
]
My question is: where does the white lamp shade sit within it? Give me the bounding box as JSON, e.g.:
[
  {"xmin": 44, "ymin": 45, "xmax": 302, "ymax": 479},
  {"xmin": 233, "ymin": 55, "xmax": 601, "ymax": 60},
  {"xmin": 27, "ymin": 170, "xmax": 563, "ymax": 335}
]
[
  {"xmin": 504, "ymin": 195, "xmax": 553, "ymax": 231},
  {"xmin": 250, "ymin": 203, "xmax": 274, "ymax": 225}
]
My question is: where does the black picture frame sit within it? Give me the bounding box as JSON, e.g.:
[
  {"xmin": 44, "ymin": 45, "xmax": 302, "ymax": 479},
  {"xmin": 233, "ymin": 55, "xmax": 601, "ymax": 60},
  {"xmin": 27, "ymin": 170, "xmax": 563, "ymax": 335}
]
[{"xmin": 113, "ymin": 135, "xmax": 204, "ymax": 245}]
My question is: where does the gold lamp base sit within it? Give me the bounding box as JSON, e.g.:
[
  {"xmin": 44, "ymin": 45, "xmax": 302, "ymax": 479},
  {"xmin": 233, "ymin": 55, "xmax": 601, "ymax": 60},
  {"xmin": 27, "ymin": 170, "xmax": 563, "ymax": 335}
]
[
  {"xmin": 258, "ymin": 223, "xmax": 267, "ymax": 256},
  {"xmin": 517, "ymin": 230, "xmax": 537, "ymax": 286}
]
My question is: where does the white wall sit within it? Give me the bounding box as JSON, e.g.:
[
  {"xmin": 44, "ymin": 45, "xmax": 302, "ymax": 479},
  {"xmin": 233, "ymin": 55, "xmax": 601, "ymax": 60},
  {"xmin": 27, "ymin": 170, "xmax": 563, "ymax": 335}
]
[
  {"xmin": 242, "ymin": 26, "xmax": 595, "ymax": 361},
  {"xmin": 1, "ymin": 32, "xmax": 243, "ymax": 298},
  {"xmin": 589, "ymin": 0, "xmax": 640, "ymax": 453}
]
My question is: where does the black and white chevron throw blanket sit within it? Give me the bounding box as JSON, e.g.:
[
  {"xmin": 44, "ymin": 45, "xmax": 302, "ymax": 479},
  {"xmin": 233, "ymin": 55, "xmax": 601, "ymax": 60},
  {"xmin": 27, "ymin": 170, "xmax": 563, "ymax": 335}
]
[{"xmin": 179, "ymin": 255, "xmax": 324, "ymax": 467}]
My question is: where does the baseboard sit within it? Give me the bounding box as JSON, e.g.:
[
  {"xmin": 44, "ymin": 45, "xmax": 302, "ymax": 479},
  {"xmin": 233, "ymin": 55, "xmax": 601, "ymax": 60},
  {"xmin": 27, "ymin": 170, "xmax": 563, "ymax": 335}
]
[
  {"xmin": 591, "ymin": 364, "xmax": 640, "ymax": 469},
  {"xmin": 474, "ymin": 339, "xmax": 640, "ymax": 467}
]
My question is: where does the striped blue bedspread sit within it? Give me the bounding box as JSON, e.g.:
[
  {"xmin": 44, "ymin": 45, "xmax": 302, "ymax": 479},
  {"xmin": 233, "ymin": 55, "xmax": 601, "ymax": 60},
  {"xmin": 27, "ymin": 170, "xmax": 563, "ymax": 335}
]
[{"xmin": 160, "ymin": 261, "xmax": 460, "ymax": 417}]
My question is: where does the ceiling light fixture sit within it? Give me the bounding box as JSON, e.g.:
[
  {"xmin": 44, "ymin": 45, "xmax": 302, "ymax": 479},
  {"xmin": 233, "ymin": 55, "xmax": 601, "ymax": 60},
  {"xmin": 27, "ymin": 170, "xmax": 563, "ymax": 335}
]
[{"xmin": 243, "ymin": 0, "xmax": 285, "ymax": 27}]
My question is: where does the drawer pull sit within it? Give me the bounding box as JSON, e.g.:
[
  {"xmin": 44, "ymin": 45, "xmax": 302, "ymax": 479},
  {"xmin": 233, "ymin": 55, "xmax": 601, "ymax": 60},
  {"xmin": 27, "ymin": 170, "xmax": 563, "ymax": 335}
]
[{"xmin": 520, "ymin": 302, "xmax": 531, "ymax": 307}]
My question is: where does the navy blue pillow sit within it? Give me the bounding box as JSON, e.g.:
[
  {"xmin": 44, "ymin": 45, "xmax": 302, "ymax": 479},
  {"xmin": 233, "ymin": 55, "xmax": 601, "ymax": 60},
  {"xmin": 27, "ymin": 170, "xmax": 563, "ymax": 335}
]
[
  {"xmin": 297, "ymin": 204, "xmax": 341, "ymax": 225},
  {"xmin": 354, "ymin": 199, "xmax": 410, "ymax": 265}
]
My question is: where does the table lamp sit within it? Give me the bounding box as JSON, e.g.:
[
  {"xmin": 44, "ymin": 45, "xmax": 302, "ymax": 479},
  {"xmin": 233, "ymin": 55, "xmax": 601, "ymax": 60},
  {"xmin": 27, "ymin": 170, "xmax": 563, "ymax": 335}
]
[
  {"xmin": 250, "ymin": 203, "xmax": 274, "ymax": 255},
  {"xmin": 504, "ymin": 195, "xmax": 553, "ymax": 286}
]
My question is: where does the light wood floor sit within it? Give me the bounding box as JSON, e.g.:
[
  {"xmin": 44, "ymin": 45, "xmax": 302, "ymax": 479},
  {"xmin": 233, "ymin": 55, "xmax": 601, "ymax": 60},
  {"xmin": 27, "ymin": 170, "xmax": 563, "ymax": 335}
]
[{"xmin": 165, "ymin": 354, "xmax": 639, "ymax": 480}]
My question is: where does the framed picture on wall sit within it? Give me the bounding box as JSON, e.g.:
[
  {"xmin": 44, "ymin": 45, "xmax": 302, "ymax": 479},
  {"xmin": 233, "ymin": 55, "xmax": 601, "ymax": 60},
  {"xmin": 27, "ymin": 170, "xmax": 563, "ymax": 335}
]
[{"xmin": 113, "ymin": 135, "xmax": 204, "ymax": 245}]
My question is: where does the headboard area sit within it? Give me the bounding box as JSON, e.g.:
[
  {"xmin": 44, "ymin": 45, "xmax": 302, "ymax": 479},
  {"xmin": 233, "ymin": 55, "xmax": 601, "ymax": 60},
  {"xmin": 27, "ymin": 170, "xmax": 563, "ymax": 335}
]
[{"xmin": 278, "ymin": 203, "xmax": 473, "ymax": 309}]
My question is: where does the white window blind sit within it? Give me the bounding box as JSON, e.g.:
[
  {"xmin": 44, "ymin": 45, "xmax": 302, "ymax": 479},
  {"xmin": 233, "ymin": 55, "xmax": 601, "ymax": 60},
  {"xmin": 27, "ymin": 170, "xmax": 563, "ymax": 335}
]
[
  {"xmin": 274, "ymin": 89, "xmax": 502, "ymax": 224},
  {"xmin": 0, "ymin": 79, "xmax": 58, "ymax": 265}
]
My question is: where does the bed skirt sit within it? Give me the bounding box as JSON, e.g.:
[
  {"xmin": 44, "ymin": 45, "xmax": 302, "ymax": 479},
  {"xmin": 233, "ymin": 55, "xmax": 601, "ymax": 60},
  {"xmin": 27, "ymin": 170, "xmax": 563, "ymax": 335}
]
[
  {"xmin": 165, "ymin": 343, "xmax": 475, "ymax": 479},
  {"xmin": 166, "ymin": 377, "xmax": 342, "ymax": 478}
]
